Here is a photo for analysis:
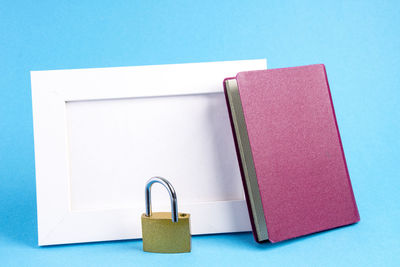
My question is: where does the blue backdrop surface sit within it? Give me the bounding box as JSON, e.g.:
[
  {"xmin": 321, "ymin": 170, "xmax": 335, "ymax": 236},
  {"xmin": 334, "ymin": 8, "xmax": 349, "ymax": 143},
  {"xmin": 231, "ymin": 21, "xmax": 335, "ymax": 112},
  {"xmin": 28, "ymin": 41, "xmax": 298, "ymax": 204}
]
[{"xmin": 0, "ymin": 1, "xmax": 399, "ymax": 266}]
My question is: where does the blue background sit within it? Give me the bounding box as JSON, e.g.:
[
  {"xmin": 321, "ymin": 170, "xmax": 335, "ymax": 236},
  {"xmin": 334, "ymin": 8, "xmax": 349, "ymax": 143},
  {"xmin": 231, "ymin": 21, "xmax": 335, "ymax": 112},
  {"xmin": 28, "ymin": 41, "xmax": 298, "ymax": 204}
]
[{"xmin": 0, "ymin": 0, "xmax": 399, "ymax": 266}]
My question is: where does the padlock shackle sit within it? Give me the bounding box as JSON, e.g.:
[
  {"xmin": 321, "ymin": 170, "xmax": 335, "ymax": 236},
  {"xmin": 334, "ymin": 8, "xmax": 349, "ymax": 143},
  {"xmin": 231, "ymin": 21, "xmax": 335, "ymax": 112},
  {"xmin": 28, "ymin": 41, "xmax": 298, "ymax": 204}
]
[{"xmin": 145, "ymin": 177, "xmax": 178, "ymax": 223}]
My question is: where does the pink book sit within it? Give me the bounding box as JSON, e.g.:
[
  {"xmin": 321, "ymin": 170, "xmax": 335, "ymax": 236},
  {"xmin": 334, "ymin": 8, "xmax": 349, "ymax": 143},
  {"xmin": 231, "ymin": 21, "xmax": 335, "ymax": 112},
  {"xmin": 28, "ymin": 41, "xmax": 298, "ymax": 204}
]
[{"xmin": 224, "ymin": 64, "xmax": 360, "ymax": 243}]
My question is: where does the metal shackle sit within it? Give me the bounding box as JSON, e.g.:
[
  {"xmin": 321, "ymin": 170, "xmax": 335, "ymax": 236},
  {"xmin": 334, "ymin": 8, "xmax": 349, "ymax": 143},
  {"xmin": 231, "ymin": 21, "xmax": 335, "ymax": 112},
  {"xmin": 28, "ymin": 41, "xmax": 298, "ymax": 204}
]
[{"xmin": 145, "ymin": 177, "xmax": 178, "ymax": 222}]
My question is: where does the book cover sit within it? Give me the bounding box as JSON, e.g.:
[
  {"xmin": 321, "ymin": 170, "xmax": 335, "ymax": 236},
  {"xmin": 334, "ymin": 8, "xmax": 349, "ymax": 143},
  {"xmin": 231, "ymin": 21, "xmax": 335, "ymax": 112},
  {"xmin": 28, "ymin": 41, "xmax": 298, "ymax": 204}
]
[{"xmin": 224, "ymin": 64, "xmax": 360, "ymax": 243}]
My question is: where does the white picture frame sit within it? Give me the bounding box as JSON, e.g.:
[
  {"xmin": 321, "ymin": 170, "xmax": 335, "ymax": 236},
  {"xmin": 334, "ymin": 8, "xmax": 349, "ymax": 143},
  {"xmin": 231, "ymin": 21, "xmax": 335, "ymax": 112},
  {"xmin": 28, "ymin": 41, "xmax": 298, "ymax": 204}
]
[{"xmin": 31, "ymin": 59, "xmax": 267, "ymax": 246}]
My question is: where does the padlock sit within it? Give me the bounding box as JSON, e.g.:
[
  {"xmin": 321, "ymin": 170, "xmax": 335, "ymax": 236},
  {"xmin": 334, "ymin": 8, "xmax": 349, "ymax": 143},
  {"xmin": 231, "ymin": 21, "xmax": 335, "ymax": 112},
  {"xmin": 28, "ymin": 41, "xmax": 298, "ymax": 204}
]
[{"xmin": 141, "ymin": 177, "xmax": 191, "ymax": 253}]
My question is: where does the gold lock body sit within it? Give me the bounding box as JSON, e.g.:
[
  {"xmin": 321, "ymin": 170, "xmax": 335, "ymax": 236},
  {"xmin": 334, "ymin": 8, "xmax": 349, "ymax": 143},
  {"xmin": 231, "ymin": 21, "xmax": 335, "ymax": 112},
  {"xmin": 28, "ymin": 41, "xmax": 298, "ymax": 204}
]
[{"xmin": 141, "ymin": 212, "xmax": 191, "ymax": 253}]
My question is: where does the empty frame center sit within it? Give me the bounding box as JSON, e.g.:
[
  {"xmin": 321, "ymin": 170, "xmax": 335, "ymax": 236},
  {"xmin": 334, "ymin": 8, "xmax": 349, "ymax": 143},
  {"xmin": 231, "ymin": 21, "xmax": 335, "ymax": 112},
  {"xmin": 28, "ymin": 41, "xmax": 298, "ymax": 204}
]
[{"xmin": 66, "ymin": 93, "xmax": 244, "ymax": 211}]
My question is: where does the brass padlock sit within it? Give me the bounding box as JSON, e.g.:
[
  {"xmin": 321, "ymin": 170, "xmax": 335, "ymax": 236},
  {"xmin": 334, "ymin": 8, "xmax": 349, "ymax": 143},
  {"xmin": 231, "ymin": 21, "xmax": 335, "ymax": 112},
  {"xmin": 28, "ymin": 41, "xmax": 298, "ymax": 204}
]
[{"xmin": 141, "ymin": 177, "xmax": 191, "ymax": 253}]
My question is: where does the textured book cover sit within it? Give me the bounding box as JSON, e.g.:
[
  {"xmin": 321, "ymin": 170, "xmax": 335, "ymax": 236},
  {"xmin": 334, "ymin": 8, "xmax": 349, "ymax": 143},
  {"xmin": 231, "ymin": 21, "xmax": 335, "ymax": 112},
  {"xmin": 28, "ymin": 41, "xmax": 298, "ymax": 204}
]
[{"xmin": 224, "ymin": 64, "xmax": 360, "ymax": 243}]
